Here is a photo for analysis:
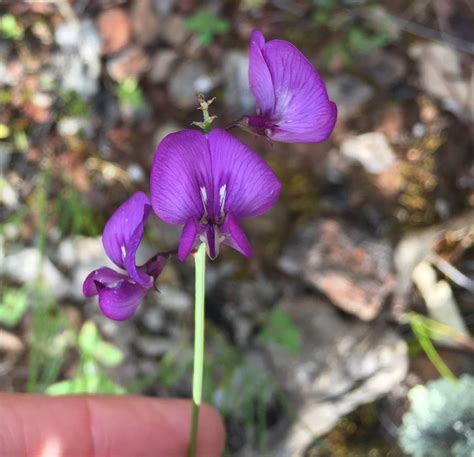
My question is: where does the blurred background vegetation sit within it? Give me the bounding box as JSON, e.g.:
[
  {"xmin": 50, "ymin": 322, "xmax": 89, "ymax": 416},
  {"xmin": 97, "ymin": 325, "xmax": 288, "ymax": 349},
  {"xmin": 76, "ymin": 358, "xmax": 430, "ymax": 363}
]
[{"xmin": 0, "ymin": 0, "xmax": 473, "ymax": 455}]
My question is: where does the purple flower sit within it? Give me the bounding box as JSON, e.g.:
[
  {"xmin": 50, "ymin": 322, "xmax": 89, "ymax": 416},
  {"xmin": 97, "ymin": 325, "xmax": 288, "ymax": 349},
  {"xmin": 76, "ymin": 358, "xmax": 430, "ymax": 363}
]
[
  {"xmin": 83, "ymin": 192, "xmax": 167, "ymax": 321},
  {"xmin": 150, "ymin": 129, "xmax": 281, "ymax": 261},
  {"xmin": 241, "ymin": 30, "xmax": 337, "ymax": 144}
]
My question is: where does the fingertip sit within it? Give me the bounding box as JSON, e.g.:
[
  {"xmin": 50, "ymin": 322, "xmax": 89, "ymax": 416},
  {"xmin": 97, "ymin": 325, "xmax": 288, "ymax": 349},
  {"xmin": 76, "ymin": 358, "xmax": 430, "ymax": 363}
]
[{"xmin": 197, "ymin": 402, "xmax": 226, "ymax": 457}]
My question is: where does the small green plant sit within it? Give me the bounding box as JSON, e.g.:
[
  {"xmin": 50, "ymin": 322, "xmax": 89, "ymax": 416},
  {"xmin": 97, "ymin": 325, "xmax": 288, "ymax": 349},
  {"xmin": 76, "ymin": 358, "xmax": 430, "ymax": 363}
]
[
  {"xmin": 260, "ymin": 309, "xmax": 301, "ymax": 355},
  {"xmin": 116, "ymin": 77, "xmax": 144, "ymax": 112},
  {"xmin": 0, "ymin": 287, "xmax": 28, "ymax": 327},
  {"xmin": 55, "ymin": 179, "xmax": 100, "ymax": 237},
  {"xmin": 0, "ymin": 123, "xmax": 10, "ymax": 139},
  {"xmin": 61, "ymin": 90, "xmax": 91, "ymax": 117},
  {"xmin": 27, "ymin": 283, "xmax": 75, "ymax": 393},
  {"xmin": 185, "ymin": 9, "xmax": 230, "ymax": 47},
  {"xmin": 0, "ymin": 14, "xmax": 24, "ymax": 40},
  {"xmin": 407, "ymin": 312, "xmax": 457, "ymax": 380},
  {"xmin": 310, "ymin": 1, "xmax": 392, "ymax": 68},
  {"xmin": 46, "ymin": 321, "xmax": 125, "ymax": 395},
  {"xmin": 399, "ymin": 376, "xmax": 474, "ymax": 457}
]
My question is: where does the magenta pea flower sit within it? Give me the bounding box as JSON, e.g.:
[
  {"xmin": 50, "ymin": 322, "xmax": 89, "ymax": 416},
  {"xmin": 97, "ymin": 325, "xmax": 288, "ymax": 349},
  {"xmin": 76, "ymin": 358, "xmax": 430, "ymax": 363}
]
[
  {"xmin": 240, "ymin": 30, "xmax": 337, "ymax": 144},
  {"xmin": 83, "ymin": 192, "xmax": 167, "ymax": 321},
  {"xmin": 150, "ymin": 128, "xmax": 281, "ymax": 261}
]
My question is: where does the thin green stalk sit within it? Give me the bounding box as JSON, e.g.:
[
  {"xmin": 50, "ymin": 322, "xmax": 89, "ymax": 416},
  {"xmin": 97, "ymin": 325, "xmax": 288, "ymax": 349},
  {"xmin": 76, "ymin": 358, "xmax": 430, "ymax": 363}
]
[
  {"xmin": 188, "ymin": 243, "xmax": 206, "ymax": 457},
  {"xmin": 408, "ymin": 313, "xmax": 456, "ymax": 380}
]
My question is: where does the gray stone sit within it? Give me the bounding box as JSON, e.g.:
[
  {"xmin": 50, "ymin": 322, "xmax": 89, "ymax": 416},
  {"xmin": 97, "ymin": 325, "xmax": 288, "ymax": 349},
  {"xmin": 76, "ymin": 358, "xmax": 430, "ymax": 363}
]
[
  {"xmin": 153, "ymin": 0, "xmax": 175, "ymax": 15},
  {"xmin": 54, "ymin": 19, "xmax": 101, "ymax": 98},
  {"xmin": 168, "ymin": 61, "xmax": 216, "ymax": 109},
  {"xmin": 1, "ymin": 248, "xmax": 69, "ymax": 299},
  {"xmin": 134, "ymin": 335, "xmax": 177, "ymax": 358},
  {"xmin": 162, "ymin": 15, "xmax": 188, "ymax": 47},
  {"xmin": 340, "ymin": 132, "xmax": 396, "ymax": 174},
  {"xmin": 222, "ymin": 50, "xmax": 255, "ymax": 115},
  {"xmin": 409, "ymin": 42, "xmax": 473, "ymax": 121},
  {"xmin": 279, "ymin": 218, "xmax": 395, "ymax": 321},
  {"xmin": 156, "ymin": 285, "xmax": 191, "ymax": 312},
  {"xmin": 131, "ymin": 0, "xmax": 160, "ymax": 46},
  {"xmin": 326, "ymin": 74, "xmax": 374, "ymax": 120},
  {"xmin": 57, "ymin": 117, "xmax": 91, "ymax": 137},
  {"xmin": 139, "ymin": 306, "xmax": 165, "ymax": 333},
  {"xmin": 0, "ymin": 178, "xmax": 19, "ymax": 209},
  {"xmin": 149, "ymin": 49, "xmax": 178, "ymax": 84},
  {"xmin": 57, "ymin": 236, "xmax": 114, "ymax": 300},
  {"xmin": 127, "ymin": 163, "xmax": 146, "ymax": 183},
  {"xmin": 261, "ymin": 296, "xmax": 408, "ymax": 457}
]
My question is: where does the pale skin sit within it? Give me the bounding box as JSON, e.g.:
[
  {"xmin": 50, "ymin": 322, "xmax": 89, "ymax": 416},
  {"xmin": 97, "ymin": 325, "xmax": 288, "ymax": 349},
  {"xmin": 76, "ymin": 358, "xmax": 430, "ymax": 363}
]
[{"xmin": 0, "ymin": 394, "xmax": 225, "ymax": 457}]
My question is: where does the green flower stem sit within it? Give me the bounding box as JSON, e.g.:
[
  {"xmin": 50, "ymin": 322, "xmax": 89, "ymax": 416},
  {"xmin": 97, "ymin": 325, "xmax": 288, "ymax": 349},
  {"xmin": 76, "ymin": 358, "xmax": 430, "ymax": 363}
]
[{"xmin": 188, "ymin": 243, "xmax": 207, "ymax": 457}]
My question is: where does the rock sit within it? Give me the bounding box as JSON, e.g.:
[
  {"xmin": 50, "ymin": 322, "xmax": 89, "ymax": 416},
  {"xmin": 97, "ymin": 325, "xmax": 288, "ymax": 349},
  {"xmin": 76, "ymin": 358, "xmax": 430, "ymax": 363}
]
[
  {"xmin": 168, "ymin": 61, "xmax": 215, "ymax": 109},
  {"xmin": 134, "ymin": 335, "xmax": 177, "ymax": 358},
  {"xmin": 361, "ymin": 51, "xmax": 406, "ymax": 88},
  {"xmin": 1, "ymin": 248, "xmax": 69, "ymax": 299},
  {"xmin": 340, "ymin": 132, "xmax": 396, "ymax": 174},
  {"xmin": 162, "ymin": 14, "xmax": 188, "ymax": 47},
  {"xmin": 57, "ymin": 236, "xmax": 114, "ymax": 300},
  {"xmin": 222, "ymin": 50, "xmax": 255, "ymax": 115},
  {"xmin": 412, "ymin": 261, "xmax": 470, "ymax": 339},
  {"xmin": 0, "ymin": 329, "xmax": 24, "ymax": 374},
  {"xmin": 409, "ymin": 42, "xmax": 474, "ymax": 121},
  {"xmin": 131, "ymin": 0, "xmax": 160, "ymax": 46},
  {"xmin": 261, "ymin": 296, "xmax": 408, "ymax": 457},
  {"xmin": 57, "ymin": 117, "xmax": 91, "ymax": 137},
  {"xmin": 54, "ymin": 19, "xmax": 101, "ymax": 98},
  {"xmin": 156, "ymin": 285, "xmax": 192, "ymax": 312},
  {"xmin": 279, "ymin": 219, "xmax": 395, "ymax": 321},
  {"xmin": 96, "ymin": 8, "xmax": 132, "ymax": 55},
  {"xmin": 149, "ymin": 49, "xmax": 178, "ymax": 84},
  {"xmin": 127, "ymin": 163, "xmax": 146, "ymax": 183},
  {"xmin": 106, "ymin": 46, "xmax": 150, "ymax": 81},
  {"xmin": 139, "ymin": 306, "xmax": 165, "ymax": 333},
  {"xmin": 326, "ymin": 74, "xmax": 374, "ymax": 120},
  {"xmin": 0, "ymin": 178, "xmax": 19, "ymax": 209},
  {"xmin": 393, "ymin": 211, "xmax": 474, "ymax": 312},
  {"xmin": 153, "ymin": 0, "xmax": 175, "ymax": 15}
]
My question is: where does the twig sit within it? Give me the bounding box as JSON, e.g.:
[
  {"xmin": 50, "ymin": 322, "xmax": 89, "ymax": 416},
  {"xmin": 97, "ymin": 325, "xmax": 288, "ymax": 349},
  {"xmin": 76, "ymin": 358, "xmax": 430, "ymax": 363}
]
[{"xmin": 429, "ymin": 254, "xmax": 474, "ymax": 293}]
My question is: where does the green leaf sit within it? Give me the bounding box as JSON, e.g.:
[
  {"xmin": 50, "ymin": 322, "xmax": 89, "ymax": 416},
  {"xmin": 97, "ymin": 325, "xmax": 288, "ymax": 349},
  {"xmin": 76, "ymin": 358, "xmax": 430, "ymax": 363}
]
[
  {"xmin": 185, "ymin": 9, "xmax": 229, "ymax": 47},
  {"xmin": 260, "ymin": 309, "xmax": 301, "ymax": 354},
  {"xmin": 0, "ymin": 288, "xmax": 28, "ymax": 327},
  {"xmin": 0, "ymin": 14, "xmax": 24, "ymax": 40},
  {"xmin": 94, "ymin": 341, "xmax": 124, "ymax": 367},
  {"xmin": 46, "ymin": 375, "xmax": 126, "ymax": 395},
  {"xmin": 116, "ymin": 77, "xmax": 144, "ymax": 110},
  {"xmin": 78, "ymin": 321, "xmax": 99, "ymax": 355},
  {"xmin": 0, "ymin": 124, "xmax": 10, "ymax": 139}
]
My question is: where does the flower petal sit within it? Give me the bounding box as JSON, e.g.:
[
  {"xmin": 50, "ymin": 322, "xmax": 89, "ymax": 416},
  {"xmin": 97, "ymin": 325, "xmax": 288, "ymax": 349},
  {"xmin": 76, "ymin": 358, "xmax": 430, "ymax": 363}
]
[
  {"xmin": 102, "ymin": 192, "xmax": 152, "ymax": 274},
  {"xmin": 83, "ymin": 267, "xmax": 130, "ymax": 297},
  {"xmin": 248, "ymin": 30, "xmax": 275, "ymax": 116},
  {"xmin": 96, "ymin": 280, "xmax": 148, "ymax": 321},
  {"xmin": 150, "ymin": 130, "xmax": 212, "ymax": 225},
  {"xmin": 178, "ymin": 217, "xmax": 201, "ymax": 261},
  {"xmin": 221, "ymin": 213, "xmax": 252, "ymax": 257},
  {"xmin": 142, "ymin": 253, "xmax": 169, "ymax": 279},
  {"xmin": 208, "ymin": 129, "xmax": 281, "ymax": 218},
  {"xmin": 253, "ymin": 33, "xmax": 337, "ymax": 143}
]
